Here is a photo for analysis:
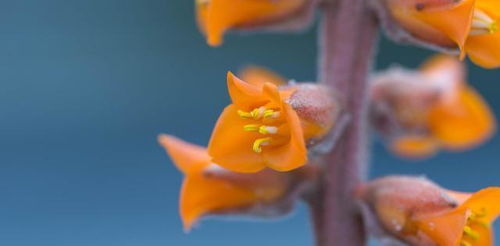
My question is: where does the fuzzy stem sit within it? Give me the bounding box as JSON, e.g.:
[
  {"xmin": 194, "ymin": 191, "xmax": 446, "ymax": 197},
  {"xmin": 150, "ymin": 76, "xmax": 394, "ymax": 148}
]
[{"xmin": 309, "ymin": 0, "xmax": 379, "ymax": 245}]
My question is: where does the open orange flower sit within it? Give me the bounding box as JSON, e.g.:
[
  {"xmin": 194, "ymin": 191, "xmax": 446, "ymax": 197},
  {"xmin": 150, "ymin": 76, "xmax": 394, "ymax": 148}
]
[
  {"xmin": 382, "ymin": 0, "xmax": 500, "ymax": 68},
  {"xmin": 208, "ymin": 72, "xmax": 337, "ymax": 173},
  {"xmin": 358, "ymin": 176, "xmax": 500, "ymax": 246},
  {"xmin": 196, "ymin": 0, "xmax": 313, "ymax": 46},
  {"xmin": 371, "ymin": 55, "xmax": 496, "ymax": 158},
  {"xmin": 415, "ymin": 188, "xmax": 500, "ymax": 246},
  {"xmin": 158, "ymin": 134, "xmax": 308, "ymax": 230}
]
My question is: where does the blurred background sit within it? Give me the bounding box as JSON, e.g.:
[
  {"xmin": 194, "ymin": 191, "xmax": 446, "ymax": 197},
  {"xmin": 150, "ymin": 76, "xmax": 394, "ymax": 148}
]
[{"xmin": 0, "ymin": 1, "xmax": 498, "ymax": 245}]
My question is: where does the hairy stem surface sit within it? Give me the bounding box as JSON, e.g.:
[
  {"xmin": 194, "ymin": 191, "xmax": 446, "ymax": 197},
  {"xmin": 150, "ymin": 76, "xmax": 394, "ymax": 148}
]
[{"xmin": 309, "ymin": 0, "xmax": 379, "ymax": 245}]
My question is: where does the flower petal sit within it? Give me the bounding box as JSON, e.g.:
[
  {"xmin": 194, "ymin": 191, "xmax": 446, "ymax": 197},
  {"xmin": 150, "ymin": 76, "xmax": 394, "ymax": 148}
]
[
  {"xmin": 476, "ymin": 0, "xmax": 500, "ymax": 17},
  {"xmin": 227, "ymin": 72, "xmax": 269, "ymax": 110},
  {"xmin": 158, "ymin": 134, "xmax": 211, "ymax": 174},
  {"xmin": 239, "ymin": 66, "xmax": 286, "ymax": 87},
  {"xmin": 180, "ymin": 173, "xmax": 257, "ymax": 230},
  {"xmin": 390, "ymin": 135, "xmax": 440, "ymax": 158},
  {"xmin": 465, "ymin": 31, "xmax": 500, "ymax": 68},
  {"xmin": 428, "ymin": 86, "xmax": 496, "ymax": 150},
  {"xmin": 420, "ymin": 55, "xmax": 466, "ymax": 85},
  {"xmin": 202, "ymin": 0, "xmax": 305, "ymax": 46},
  {"xmin": 460, "ymin": 187, "xmax": 500, "ymax": 222},
  {"xmin": 263, "ymin": 103, "xmax": 307, "ymax": 171},
  {"xmin": 415, "ymin": 208, "xmax": 469, "ymax": 246},
  {"xmin": 208, "ymin": 105, "xmax": 267, "ymax": 173},
  {"xmin": 413, "ymin": 0, "xmax": 475, "ymax": 50}
]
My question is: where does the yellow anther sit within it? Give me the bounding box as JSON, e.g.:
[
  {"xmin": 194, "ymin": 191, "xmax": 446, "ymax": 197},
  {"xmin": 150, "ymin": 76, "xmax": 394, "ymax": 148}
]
[
  {"xmin": 250, "ymin": 107, "xmax": 265, "ymax": 120},
  {"xmin": 460, "ymin": 240, "xmax": 472, "ymax": 246},
  {"xmin": 469, "ymin": 208, "xmax": 489, "ymax": 228},
  {"xmin": 238, "ymin": 110, "xmax": 253, "ymax": 119},
  {"xmin": 253, "ymin": 137, "xmax": 271, "ymax": 153},
  {"xmin": 243, "ymin": 124, "xmax": 260, "ymax": 132},
  {"xmin": 470, "ymin": 9, "xmax": 498, "ymax": 35},
  {"xmin": 489, "ymin": 22, "xmax": 498, "ymax": 34},
  {"xmin": 258, "ymin": 126, "xmax": 278, "ymax": 134},
  {"xmin": 463, "ymin": 226, "xmax": 480, "ymax": 241},
  {"xmin": 238, "ymin": 107, "xmax": 267, "ymax": 120},
  {"xmin": 264, "ymin": 109, "xmax": 280, "ymax": 119}
]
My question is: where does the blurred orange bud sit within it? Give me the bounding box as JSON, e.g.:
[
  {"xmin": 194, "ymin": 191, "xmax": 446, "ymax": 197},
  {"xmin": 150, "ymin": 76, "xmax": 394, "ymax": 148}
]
[
  {"xmin": 377, "ymin": 0, "xmax": 500, "ymax": 68},
  {"xmin": 196, "ymin": 0, "xmax": 317, "ymax": 46},
  {"xmin": 358, "ymin": 176, "xmax": 500, "ymax": 246},
  {"xmin": 159, "ymin": 134, "xmax": 313, "ymax": 231},
  {"xmin": 239, "ymin": 65, "xmax": 287, "ymax": 87},
  {"xmin": 370, "ymin": 55, "xmax": 496, "ymax": 159},
  {"xmin": 208, "ymin": 72, "xmax": 339, "ymax": 173}
]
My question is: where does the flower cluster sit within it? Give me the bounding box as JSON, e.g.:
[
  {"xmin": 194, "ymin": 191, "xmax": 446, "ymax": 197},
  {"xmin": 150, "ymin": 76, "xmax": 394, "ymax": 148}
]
[{"xmin": 159, "ymin": 1, "xmax": 500, "ymax": 244}]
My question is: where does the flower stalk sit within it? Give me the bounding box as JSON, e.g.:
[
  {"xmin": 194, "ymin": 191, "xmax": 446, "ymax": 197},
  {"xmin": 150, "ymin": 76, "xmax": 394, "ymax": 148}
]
[{"xmin": 309, "ymin": 0, "xmax": 379, "ymax": 245}]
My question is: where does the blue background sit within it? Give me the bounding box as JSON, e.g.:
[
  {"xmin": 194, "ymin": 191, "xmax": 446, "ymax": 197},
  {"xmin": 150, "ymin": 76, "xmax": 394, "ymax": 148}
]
[{"xmin": 0, "ymin": 1, "xmax": 498, "ymax": 245}]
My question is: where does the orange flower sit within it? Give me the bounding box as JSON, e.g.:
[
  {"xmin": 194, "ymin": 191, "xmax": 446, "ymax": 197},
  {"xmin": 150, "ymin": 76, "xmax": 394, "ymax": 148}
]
[
  {"xmin": 371, "ymin": 55, "xmax": 496, "ymax": 158},
  {"xmin": 196, "ymin": 0, "xmax": 311, "ymax": 46},
  {"xmin": 358, "ymin": 176, "xmax": 500, "ymax": 246},
  {"xmin": 208, "ymin": 72, "xmax": 337, "ymax": 173},
  {"xmin": 415, "ymin": 188, "xmax": 500, "ymax": 246},
  {"xmin": 382, "ymin": 0, "xmax": 500, "ymax": 68},
  {"xmin": 158, "ymin": 134, "xmax": 307, "ymax": 230}
]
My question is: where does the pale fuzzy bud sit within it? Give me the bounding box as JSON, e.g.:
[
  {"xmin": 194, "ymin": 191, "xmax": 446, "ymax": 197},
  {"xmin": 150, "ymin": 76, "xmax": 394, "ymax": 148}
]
[
  {"xmin": 357, "ymin": 176, "xmax": 459, "ymax": 245},
  {"xmin": 286, "ymin": 83, "xmax": 341, "ymax": 143},
  {"xmin": 370, "ymin": 67, "xmax": 442, "ymax": 136}
]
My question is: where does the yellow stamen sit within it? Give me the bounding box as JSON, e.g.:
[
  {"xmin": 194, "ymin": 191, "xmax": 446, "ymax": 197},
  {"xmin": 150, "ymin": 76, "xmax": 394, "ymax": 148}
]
[
  {"xmin": 243, "ymin": 124, "xmax": 260, "ymax": 132},
  {"xmin": 253, "ymin": 137, "xmax": 271, "ymax": 153},
  {"xmin": 238, "ymin": 107, "xmax": 268, "ymax": 120},
  {"xmin": 239, "ymin": 107, "xmax": 282, "ymax": 120},
  {"xmin": 238, "ymin": 110, "xmax": 253, "ymax": 119},
  {"xmin": 264, "ymin": 109, "xmax": 280, "ymax": 119},
  {"xmin": 243, "ymin": 125, "xmax": 278, "ymax": 135},
  {"xmin": 463, "ymin": 226, "xmax": 480, "ymax": 241},
  {"xmin": 258, "ymin": 126, "xmax": 278, "ymax": 134},
  {"xmin": 469, "ymin": 208, "xmax": 489, "ymax": 228},
  {"xmin": 470, "ymin": 9, "xmax": 498, "ymax": 36},
  {"xmin": 251, "ymin": 107, "xmax": 265, "ymax": 120}
]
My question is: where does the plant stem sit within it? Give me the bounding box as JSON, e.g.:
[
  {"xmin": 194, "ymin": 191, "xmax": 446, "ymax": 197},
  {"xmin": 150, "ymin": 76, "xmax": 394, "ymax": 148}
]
[{"xmin": 309, "ymin": 0, "xmax": 379, "ymax": 245}]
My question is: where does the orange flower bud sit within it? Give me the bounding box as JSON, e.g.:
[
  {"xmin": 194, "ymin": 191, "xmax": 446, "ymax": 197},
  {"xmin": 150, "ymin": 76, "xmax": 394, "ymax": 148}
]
[
  {"xmin": 377, "ymin": 0, "xmax": 500, "ymax": 68},
  {"xmin": 208, "ymin": 72, "xmax": 339, "ymax": 173},
  {"xmin": 239, "ymin": 65, "xmax": 287, "ymax": 87},
  {"xmin": 195, "ymin": 0, "xmax": 317, "ymax": 46},
  {"xmin": 158, "ymin": 135, "xmax": 312, "ymax": 230},
  {"xmin": 358, "ymin": 176, "xmax": 500, "ymax": 246},
  {"xmin": 370, "ymin": 55, "xmax": 496, "ymax": 159}
]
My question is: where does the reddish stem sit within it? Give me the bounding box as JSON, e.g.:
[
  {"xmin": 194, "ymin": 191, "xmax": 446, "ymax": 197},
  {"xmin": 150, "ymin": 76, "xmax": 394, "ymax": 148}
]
[{"xmin": 309, "ymin": 1, "xmax": 379, "ymax": 246}]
